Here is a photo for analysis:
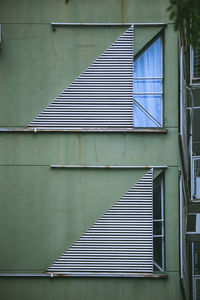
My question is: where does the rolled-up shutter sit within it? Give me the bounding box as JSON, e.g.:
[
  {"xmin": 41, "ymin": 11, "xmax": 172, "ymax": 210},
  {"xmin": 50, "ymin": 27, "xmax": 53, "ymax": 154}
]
[
  {"xmin": 28, "ymin": 26, "xmax": 134, "ymax": 129},
  {"xmin": 47, "ymin": 169, "xmax": 153, "ymax": 275}
]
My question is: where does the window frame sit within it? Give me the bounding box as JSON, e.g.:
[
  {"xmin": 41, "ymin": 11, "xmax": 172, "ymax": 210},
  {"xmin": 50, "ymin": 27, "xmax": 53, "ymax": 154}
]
[
  {"xmin": 133, "ymin": 33, "xmax": 164, "ymax": 128},
  {"xmin": 190, "ymin": 42, "xmax": 200, "ymax": 85},
  {"xmin": 153, "ymin": 173, "xmax": 165, "ymax": 272},
  {"xmin": 27, "ymin": 27, "xmax": 167, "ymax": 133},
  {"xmin": 46, "ymin": 168, "xmax": 168, "ymax": 277}
]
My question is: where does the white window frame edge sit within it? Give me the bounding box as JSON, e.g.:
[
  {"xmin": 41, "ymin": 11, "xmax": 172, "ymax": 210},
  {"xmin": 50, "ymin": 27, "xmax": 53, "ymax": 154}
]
[
  {"xmin": 192, "ymin": 242, "xmax": 200, "ymax": 300},
  {"xmin": 190, "ymin": 44, "xmax": 200, "ymax": 86},
  {"xmin": 153, "ymin": 174, "xmax": 165, "ymax": 272},
  {"xmin": 133, "ymin": 35, "xmax": 164, "ymax": 128},
  {"xmin": 191, "ymin": 156, "xmax": 200, "ymax": 201}
]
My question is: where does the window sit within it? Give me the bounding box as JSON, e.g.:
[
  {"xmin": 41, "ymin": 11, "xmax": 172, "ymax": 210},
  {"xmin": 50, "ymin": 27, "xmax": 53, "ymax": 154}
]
[
  {"xmin": 153, "ymin": 173, "xmax": 165, "ymax": 272},
  {"xmin": 47, "ymin": 169, "xmax": 165, "ymax": 276},
  {"xmin": 192, "ymin": 243, "xmax": 200, "ymax": 300},
  {"xmin": 133, "ymin": 37, "xmax": 163, "ymax": 127},
  {"xmin": 190, "ymin": 41, "xmax": 200, "ymax": 85},
  {"xmin": 191, "ymin": 157, "xmax": 200, "ymax": 200},
  {"xmin": 28, "ymin": 27, "xmax": 164, "ymax": 131}
]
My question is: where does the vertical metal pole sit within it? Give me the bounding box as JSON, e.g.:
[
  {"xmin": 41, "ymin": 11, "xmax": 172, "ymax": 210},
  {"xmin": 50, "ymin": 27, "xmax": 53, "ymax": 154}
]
[
  {"xmin": 190, "ymin": 46, "xmax": 193, "ymax": 86},
  {"xmin": 161, "ymin": 176, "xmax": 165, "ymax": 270},
  {"xmin": 180, "ymin": 47, "xmax": 183, "ymax": 136},
  {"xmin": 161, "ymin": 35, "xmax": 164, "ymax": 126},
  {"xmin": 187, "ymin": 87, "xmax": 195, "ymax": 201},
  {"xmin": 192, "ymin": 242, "xmax": 196, "ymax": 300},
  {"xmin": 0, "ymin": 24, "xmax": 1, "ymax": 46},
  {"xmin": 192, "ymin": 157, "xmax": 194, "ymax": 200},
  {"xmin": 179, "ymin": 174, "xmax": 183, "ymax": 278},
  {"xmin": 152, "ymin": 168, "xmax": 154, "ymax": 270},
  {"xmin": 132, "ymin": 25, "xmax": 135, "ymax": 127},
  {"xmin": 190, "ymin": 107, "xmax": 194, "ymax": 201}
]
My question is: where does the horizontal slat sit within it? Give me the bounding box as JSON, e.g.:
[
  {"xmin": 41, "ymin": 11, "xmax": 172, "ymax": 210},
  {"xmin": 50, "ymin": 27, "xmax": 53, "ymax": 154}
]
[
  {"xmin": 91, "ymin": 225, "xmax": 152, "ymax": 229},
  {"xmin": 48, "ymin": 267, "xmax": 153, "ymax": 271},
  {"xmin": 53, "ymin": 100, "xmax": 133, "ymax": 103},
  {"xmin": 30, "ymin": 123, "xmax": 133, "ymax": 126},
  {"xmin": 42, "ymin": 110, "xmax": 133, "ymax": 113},
  {"xmin": 74, "ymin": 242, "xmax": 153, "ymax": 246},
  {"xmin": 53, "ymin": 263, "xmax": 152, "ymax": 266},
  {"xmin": 55, "ymin": 257, "xmax": 153, "ymax": 261},
  {"xmin": 61, "ymin": 91, "xmax": 133, "ymax": 94},
  {"xmin": 34, "ymin": 115, "xmax": 133, "ymax": 119},
  {"xmin": 29, "ymin": 125, "xmax": 135, "ymax": 128},
  {"xmin": 70, "ymin": 246, "xmax": 152, "ymax": 249}
]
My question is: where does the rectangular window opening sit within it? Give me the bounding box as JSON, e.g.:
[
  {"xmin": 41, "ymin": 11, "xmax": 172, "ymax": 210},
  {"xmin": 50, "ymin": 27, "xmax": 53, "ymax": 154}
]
[
  {"xmin": 191, "ymin": 157, "xmax": 200, "ymax": 201},
  {"xmin": 153, "ymin": 174, "xmax": 165, "ymax": 272},
  {"xmin": 133, "ymin": 36, "xmax": 163, "ymax": 128},
  {"xmin": 190, "ymin": 41, "xmax": 200, "ymax": 85}
]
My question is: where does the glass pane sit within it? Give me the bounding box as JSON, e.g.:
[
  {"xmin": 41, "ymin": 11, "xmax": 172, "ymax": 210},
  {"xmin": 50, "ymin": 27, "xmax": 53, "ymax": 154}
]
[
  {"xmin": 134, "ymin": 37, "xmax": 162, "ymax": 78},
  {"xmin": 194, "ymin": 250, "xmax": 200, "ymax": 275},
  {"xmin": 153, "ymin": 237, "xmax": 163, "ymax": 269},
  {"xmin": 153, "ymin": 222, "xmax": 162, "ymax": 235},
  {"xmin": 134, "ymin": 95, "xmax": 162, "ymax": 125},
  {"xmin": 134, "ymin": 79, "xmax": 162, "ymax": 93},
  {"xmin": 133, "ymin": 37, "xmax": 163, "ymax": 128},
  {"xmin": 153, "ymin": 176, "xmax": 162, "ymax": 219},
  {"xmin": 133, "ymin": 103, "xmax": 158, "ymax": 127}
]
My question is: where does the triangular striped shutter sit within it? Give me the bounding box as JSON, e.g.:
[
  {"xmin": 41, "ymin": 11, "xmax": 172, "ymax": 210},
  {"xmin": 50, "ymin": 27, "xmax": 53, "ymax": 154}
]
[
  {"xmin": 28, "ymin": 26, "xmax": 134, "ymax": 129},
  {"xmin": 47, "ymin": 169, "xmax": 153, "ymax": 275}
]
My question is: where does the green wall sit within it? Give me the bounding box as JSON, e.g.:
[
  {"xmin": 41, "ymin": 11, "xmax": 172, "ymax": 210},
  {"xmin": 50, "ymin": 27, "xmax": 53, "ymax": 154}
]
[
  {"xmin": 0, "ymin": 143, "xmax": 179, "ymax": 272},
  {"xmin": 0, "ymin": 273, "xmax": 182, "ymax": 300},
  {"xmin": 0, "ymin": 0, "xmax": 184, "ymax": 299},
  {"xmin": 0, "ymin": 0, "xmax": 169, "ymax": 24}
]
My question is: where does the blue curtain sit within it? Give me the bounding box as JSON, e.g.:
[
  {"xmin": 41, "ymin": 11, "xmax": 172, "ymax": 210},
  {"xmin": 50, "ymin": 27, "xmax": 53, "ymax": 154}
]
[{"xmin": 133, "ymin": 37, "xmax": 162, "ymax": 127}]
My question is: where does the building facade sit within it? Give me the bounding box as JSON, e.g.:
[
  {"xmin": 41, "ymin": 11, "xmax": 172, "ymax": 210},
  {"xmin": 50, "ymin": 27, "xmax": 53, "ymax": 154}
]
[{"xmin": 0, "ymin": 0, "xmax": 195, "ymax": 299}]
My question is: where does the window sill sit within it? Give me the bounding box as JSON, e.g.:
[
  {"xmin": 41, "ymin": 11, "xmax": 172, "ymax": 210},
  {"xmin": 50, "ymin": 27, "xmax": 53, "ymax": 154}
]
[
  {"xmin": 0, "ymin": 272, "xmax": 168, "ymax": 279},
  {"xmin": 0, "ymin": 127, "xmax": 168, "ymax": 133},
  {"xmin": 45, "ymin": 272, "xmax": 168, "ymax": 278}
]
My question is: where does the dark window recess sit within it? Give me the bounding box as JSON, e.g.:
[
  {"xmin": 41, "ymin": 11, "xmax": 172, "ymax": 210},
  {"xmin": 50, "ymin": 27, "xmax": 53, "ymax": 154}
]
[
  {"xmin": 193, "ymin": 45, "xmax": 200, "ymax": 80},
  {"xmin": 153, "ymin": 175, "xmax": 164, "ymax": 272},
  {"xmin": 191, "ymin": 41, "xmax": 200, "ymax": 84}
]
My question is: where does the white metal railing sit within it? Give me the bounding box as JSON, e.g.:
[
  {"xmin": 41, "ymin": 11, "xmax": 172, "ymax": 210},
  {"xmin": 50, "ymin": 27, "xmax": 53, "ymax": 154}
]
[
  {"xmin": 180, "ymin": 47, "xmax": 189, "ymax": 174},
  {"xmin": 179, "ymin": 174, "xmax": 189, "ymax": 300},
  {"xmin": 191, "ymin": 157, "xmax": 200, "ymax": 201},
  {"xmin": 192, "ymin": 242, "xmax": 200, "ymax": 300}
]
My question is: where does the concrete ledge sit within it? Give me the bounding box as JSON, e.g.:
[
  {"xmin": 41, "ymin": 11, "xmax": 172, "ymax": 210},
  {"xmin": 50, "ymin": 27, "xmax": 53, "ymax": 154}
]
[
  {"xmin": 0, "ymin": 273, "xmax": 50, "ymax": 277},
  {"xmin": 0, "ymin": 272, "xmax": 168, "ymax": 279},
  {"xmin": 45, "ymin": 272, "xmax": 168, "ymax": 278},
  {"xmin": 0, "ymin": 127, "xmax": 168, "ymax": 133}
]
